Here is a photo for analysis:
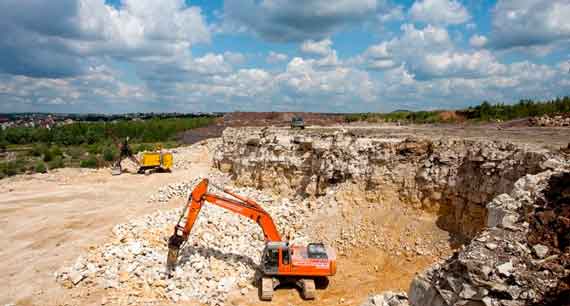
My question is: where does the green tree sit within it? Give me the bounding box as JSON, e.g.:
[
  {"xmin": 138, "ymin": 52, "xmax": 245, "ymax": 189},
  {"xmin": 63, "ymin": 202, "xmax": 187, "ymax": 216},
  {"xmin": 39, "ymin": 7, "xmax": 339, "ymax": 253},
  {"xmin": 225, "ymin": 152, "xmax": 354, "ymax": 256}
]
[
  {"xmin": 80, "ymin": 157, "xmax": 98, "ymax": 168},
  {"xmin": 43, "ymin": 149, "xmax": 54, "ymax": 162},
  {"xmin": 103, "ymin": 147, "xmax": 117, "ymax": 162}
]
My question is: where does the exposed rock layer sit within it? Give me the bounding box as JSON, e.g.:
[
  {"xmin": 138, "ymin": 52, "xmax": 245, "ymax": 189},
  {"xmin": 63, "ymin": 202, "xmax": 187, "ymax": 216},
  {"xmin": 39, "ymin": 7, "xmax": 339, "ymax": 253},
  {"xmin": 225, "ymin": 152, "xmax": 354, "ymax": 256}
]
[{"xmin": 214, "ymin": 127, "xmax": 564, "ymax": 238}]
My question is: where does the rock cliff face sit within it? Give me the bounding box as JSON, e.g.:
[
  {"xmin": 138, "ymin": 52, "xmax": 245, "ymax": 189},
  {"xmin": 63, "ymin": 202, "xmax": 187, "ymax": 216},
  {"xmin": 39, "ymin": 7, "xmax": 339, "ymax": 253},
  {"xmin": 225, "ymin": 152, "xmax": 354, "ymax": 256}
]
[
  {"xmin": 408, "ymin": 171, "xmax": 570, "ymax": 306},
  {"xmin": 214, "ymin": 127, "xmax": 563, "ymax": 239},
  {"xmin": 214, "ymin": 127, "xmax": 570, "ymax": 306}
]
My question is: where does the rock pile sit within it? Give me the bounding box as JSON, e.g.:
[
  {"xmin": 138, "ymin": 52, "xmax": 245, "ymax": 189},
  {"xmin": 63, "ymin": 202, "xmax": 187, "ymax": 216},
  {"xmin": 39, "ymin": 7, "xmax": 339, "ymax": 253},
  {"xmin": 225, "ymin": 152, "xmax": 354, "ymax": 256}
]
[
  {"xmin": 56, "ymin": 178, "xmax": 316, "ymax": 305},
  {"xmin": 529, "ymin": 115, "xmax": 570, "ymax": 127},
  {"xmin": 407, "ymin": 171, "xmax": 570, "ymax": 306},
  {"xmin": 360, "ymin": 292, "xmax": 410, "ymax": 306},
  {"xmin": 148, "ymin": 173, "xmax": 230, "ymax": 203},
  {"xmin": 171, "ymin": 139, "xmax": 221, "ymax": 170}
]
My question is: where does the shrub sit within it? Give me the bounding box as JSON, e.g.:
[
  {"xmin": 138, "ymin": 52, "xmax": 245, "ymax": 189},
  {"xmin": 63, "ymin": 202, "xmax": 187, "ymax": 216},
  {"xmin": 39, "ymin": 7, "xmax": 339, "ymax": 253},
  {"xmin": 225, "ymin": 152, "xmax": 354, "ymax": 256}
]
[
  {"xmin": 51, "ymin": 146, "xmax": 63, "ymax": 157},
  {"xmin": 0, "ymin": 159, "xmax": 26, "ymax": 177},
  {"xmin": 43, "ymin": 149, "xmax": 54, "ymax": 162},
  {"xmin": 80, "ymin": 157, "xmax": 98, "ymax": 168},
  {"xmin": 30, "ymin": 144, "xmax": 46, "ymax": 157},
  {"xmin": 48, "ymin": 156, "xmax": 65, "ymax": 170},
  {"xmin": 35, "ymin": 161, "xmax": 47, "ymax": 173},
  {"xmin": 133, "ymin": 143, "xmax": 152, "ymax": 154},
  {"xmin": 87, "ymin": 143, "xmax": 103, "ymax": 155},
  {"xmin": 103, "ymin": 147, "xmax": 117, "ymax": 162},
  {"xmin": 67, "ymin": 147, "xmax": 82, "ymax": 160},
  {"xmin": 0, "ymin": 139, "xmax": 7, "ymax": 153}
]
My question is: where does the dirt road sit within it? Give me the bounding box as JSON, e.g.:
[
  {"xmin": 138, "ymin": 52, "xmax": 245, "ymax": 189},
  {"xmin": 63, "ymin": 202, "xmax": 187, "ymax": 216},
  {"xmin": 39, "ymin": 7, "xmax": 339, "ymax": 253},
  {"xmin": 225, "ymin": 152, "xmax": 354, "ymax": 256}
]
[{"xmin": 0, "ymin": 145, "xmax": 212, "ymax": 305}]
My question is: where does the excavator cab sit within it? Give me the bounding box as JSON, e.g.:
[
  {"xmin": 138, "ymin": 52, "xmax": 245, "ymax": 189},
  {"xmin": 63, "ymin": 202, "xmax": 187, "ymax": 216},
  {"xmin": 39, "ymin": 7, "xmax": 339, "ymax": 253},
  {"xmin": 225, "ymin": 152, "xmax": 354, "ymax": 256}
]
[{"xmin": 261, "ymin": 241, "xmax": 289, "ymax": 275}]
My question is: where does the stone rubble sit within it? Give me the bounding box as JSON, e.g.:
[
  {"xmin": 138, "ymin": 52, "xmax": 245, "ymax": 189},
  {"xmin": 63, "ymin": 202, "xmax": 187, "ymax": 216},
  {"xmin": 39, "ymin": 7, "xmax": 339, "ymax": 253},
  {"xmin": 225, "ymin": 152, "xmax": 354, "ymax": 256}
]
[
  {"xmin": 529, "ymin": 114, "xmax": 570, "ymax": 127},
  {"xmin": 360, "ymin": 292, "xmax": 410, "ymax": 306},
  {"xmin": 171, "ymin": 139, "xmax": 221, "ymax": 170},
  {"xmin": 147, "ymin": 173, "xmax": 230, "ymax": 203},
  {"xmin": 407, "ymin": 170, "xmax": 570, "ymax": 306},
  {"xmin": 56, "ymin": 177, "xmax": 318, "ymax": 305}
]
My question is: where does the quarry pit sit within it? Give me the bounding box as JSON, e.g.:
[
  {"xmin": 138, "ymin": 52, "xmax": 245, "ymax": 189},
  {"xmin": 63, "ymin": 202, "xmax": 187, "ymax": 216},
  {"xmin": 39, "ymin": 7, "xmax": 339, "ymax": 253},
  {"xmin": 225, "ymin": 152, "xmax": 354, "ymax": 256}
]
[{"xmin": 1, "ymin": 124, "xmax": 569, "ymax": 306}]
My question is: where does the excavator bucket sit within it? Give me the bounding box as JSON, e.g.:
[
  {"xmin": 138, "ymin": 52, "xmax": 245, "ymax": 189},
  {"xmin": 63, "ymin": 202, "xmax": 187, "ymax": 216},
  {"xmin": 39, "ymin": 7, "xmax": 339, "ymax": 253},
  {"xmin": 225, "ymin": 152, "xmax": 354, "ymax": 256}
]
[
  {"xmin": 166, "ymin": 233, "xmax": 185, "ymax": 275},
  {"xmin": 111, "ymin": 167, "xmax": 121, "ymax": 176}
]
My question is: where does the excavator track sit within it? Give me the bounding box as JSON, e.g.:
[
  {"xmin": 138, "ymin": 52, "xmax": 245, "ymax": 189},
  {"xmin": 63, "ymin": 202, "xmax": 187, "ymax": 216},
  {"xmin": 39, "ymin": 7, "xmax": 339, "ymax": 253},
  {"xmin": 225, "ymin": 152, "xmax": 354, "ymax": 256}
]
[
  {"xmin": 259, "ymin": 277, "xmax": 274, "ymax": 301},
  {"xmin": 299, "ymin": 278, "xmax": 316, "ymax": 300}
]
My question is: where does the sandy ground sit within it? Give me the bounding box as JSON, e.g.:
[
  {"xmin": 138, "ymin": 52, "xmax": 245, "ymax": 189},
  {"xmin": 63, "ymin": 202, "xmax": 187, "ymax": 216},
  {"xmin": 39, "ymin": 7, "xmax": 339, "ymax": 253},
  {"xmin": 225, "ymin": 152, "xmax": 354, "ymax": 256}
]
[
  {"xmin": 1, "ymin": 123, "xmax": 569, "ymax": 306},
  {"xmin": 313, "ymin": 123, "xmax": 570, "ymax": 150},
  {"xmin": 0, "ymin": 145, "xmax": 211, "ymax": 305}
]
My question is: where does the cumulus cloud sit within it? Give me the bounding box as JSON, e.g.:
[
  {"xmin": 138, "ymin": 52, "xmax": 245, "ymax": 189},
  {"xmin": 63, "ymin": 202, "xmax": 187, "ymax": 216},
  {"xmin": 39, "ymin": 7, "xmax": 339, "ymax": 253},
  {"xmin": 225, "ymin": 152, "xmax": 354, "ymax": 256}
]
[
  {"xmin": 490, "ymin": 0, "xmax": 570, "ymax": 50},
  {"xmin": 301, "ymin": 39, "xmax": 333, "ymax": 56},
  {"xmin": 0, "ymin": 0, "xmax": 210, "ymax": 78},
  {"xmin": 410, "ymin": 0, "xmax": 471, "ymax": 25},
  {"xmin": 266, "ymin": 51, "xmax": 288, "ymax": 63},
  {"xmin": 1, "ymin": 0, "xmax": 569, "ymax": 113},
  {"xmin": 223, "ymin": 0, "xmax": 391, "ymax": 42},
  {"xmin": 469, "ymin": 35, "xmax": 488, "ymax": 48},
  {"xmin": 0, "ymin": 66, "xmax": 151, "ymax": 112},
  {"xmin": 354, "ymin": 24, "xmax": 508, "ymax": 81}
]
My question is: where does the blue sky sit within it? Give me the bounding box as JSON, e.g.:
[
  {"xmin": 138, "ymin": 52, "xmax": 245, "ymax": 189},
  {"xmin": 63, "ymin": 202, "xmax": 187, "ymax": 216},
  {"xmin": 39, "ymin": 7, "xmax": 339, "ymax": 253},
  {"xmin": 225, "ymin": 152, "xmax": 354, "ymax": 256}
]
[{"xmin": 0, "ymin": 0, "xmax": 569, "ymax": 113}]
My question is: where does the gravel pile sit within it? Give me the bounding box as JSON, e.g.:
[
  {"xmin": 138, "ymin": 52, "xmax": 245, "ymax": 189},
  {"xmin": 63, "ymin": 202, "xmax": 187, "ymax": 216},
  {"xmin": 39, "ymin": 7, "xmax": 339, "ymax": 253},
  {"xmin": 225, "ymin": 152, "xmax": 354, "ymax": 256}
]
[
  {"xmin": 56, "ymin": 179, "xmax": 315, "ymax": 305},
  {"xmin": 147, "ymin": 173, "xmax": 230, "ymax": 203},
  {"xmin": 172, "ymin": 139, "xmax": 221, "ymax": 170},
  {"xmin": 529, "ymin": 114, "xmax": 570, "ymax": 127}
]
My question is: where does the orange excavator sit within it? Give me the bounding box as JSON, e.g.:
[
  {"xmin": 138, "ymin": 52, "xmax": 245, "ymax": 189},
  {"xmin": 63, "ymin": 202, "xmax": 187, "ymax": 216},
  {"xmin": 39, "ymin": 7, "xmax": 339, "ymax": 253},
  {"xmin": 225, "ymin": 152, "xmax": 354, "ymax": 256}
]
[{"xmin": 166, "ymin": 179, "xmax": 337, "ymax": 301}]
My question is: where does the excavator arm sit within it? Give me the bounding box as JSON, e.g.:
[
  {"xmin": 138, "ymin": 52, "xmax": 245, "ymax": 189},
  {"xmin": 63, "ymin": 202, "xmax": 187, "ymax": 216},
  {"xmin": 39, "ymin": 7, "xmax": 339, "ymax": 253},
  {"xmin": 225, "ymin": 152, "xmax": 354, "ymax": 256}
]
[{"xmin": 166, "ymin": 179, "xmax": 282, "ymax": 272}]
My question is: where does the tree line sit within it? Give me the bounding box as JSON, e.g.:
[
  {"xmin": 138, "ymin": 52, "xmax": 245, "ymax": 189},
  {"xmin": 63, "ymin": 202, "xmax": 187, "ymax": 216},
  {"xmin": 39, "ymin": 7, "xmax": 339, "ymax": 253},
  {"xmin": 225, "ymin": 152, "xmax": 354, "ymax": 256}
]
[
  {"xmin": 344, "ymin": 96, "xmax": 570, "ymax": 123},
  {"xmin": 0, "ymin": 116, "xmax": 215, "ymax": 147}
]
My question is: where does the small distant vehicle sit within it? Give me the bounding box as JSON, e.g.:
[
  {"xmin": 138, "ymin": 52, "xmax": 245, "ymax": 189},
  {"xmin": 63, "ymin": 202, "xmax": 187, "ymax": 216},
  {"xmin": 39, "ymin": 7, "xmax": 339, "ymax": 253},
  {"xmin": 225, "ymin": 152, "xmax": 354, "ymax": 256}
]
[
  {"xmin": 112, "ymin": 140, "xmax": 172, "ymax": 175},
  {"xmin": 138, "ymin": 150, "xmax": 173, "ymax": 174},
  {"xmin": 291, "ymin": 116, "xmax": 305, "ymax": 129}
]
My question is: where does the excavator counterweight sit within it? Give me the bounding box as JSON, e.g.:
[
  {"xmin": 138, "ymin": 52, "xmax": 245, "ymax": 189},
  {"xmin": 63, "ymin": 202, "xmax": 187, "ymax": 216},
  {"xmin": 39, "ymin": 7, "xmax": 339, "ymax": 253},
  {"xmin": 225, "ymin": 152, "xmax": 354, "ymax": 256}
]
[{"xmin": 166, "ymin": 179, "xmax": 336, "ymax": 301}]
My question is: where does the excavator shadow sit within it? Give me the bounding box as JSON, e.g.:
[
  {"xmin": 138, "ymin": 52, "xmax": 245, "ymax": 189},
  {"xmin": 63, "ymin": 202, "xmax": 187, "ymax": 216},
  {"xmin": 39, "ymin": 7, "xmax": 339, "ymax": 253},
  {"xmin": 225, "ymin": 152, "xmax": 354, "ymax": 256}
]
[
  {"xmin": 253, "ymin": 269, "xmax": 330, "ymax": 300},
  {"xmin": 176, "ymin": 244, "xmax": 259, "ymax": 272}
]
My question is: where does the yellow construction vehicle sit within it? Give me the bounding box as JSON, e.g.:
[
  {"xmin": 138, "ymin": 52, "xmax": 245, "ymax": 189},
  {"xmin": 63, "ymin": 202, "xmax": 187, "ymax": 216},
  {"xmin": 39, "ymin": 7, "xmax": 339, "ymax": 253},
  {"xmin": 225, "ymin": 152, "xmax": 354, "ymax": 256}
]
[
  {"xmin": 112, "ymin": 140, "xmax": 173, "ymax": 175},
  {"xmin": 138, "ymin": 150, "xmax": 173, "ymax": 174}
]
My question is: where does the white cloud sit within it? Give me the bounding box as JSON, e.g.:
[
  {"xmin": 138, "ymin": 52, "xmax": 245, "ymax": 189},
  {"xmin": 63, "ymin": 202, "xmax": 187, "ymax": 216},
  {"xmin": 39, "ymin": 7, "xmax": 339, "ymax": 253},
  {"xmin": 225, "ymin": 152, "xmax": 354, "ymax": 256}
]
[
  {"xmin": 301, "ymin": 39, "xmax": 333, "ymax": 56},
  {"xmin": 469, "ymin": 35, "xmax": 488, "ymax": 48},
  {"xmin": 0, "ymin": 66, "xmax": 152, "ymax": 112},
  {"xmin": 188, "ymin": 53, "xmax": 233, "ymax": 75},
  {"xmin": 559, "ymin": 60, "xmax": 570, "ymax": 73},
  {"xmin": 491, "ymin": 0, "xmax": 570, "ymax": 49},
  {"xmin": 75, "ymin": 0, "xmax": 210, "ymax": 57},
  {"xmin": 377, "ymin": 5, "xmax": 405, "ymax": 22},
  {"xmin": 277, "ymin": 57, "xmax": 377, "ymax": 103},
  {"xmin": 223, "ymin": 52, "xmax": 246, "ymax": 65},
  {"xmin": 356, "ymin": 24, "xmax": 454, "ymax": 73},
  {"xmin": 410, "ymin": 0, "xmax": 471, "ymax": 25},
  {"xmin": 266, "ymin": 51, "xmax": 288, "ymax": 63},
  {"xmin": 0, "ymin": 0, "xmax": 211, "ymax": 79},
  {"xmin": 418, "ymin": 50, "xmax": 505, "ymax": 79}
]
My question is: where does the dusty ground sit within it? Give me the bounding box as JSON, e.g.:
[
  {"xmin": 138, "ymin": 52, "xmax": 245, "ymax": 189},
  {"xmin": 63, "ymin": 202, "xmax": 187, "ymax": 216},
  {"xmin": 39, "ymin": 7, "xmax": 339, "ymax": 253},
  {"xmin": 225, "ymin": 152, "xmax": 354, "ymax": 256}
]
[
  {"xmin": 0, "ymin": 145, "xmax": 211, "ymax": 306},
  {"xmin": 313, "ymin": 123, "xmax": 570, "ymax": 150},
  {"xmin": 1, "ymin": 123, "xmax": 569, "ymax": 306}
]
